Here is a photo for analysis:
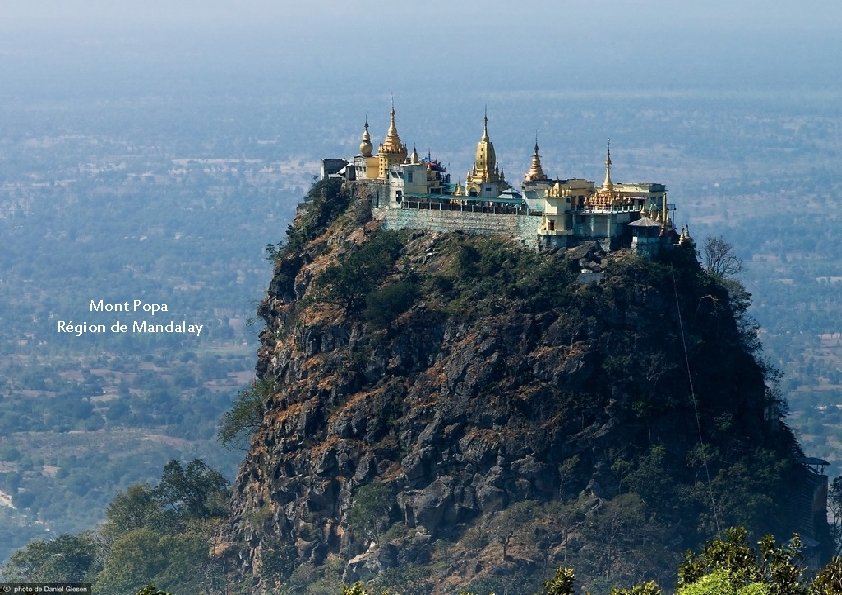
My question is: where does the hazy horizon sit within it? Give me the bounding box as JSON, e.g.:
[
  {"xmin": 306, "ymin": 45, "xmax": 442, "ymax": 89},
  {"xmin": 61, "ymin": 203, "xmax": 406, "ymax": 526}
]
[{"xmin": 2, "ymin": 1, "xmax": 841, "ymax": 102}]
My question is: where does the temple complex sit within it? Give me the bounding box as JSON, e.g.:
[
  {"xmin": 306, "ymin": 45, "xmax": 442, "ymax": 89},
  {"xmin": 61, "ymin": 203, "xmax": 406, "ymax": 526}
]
[{"xmin": 322, "ymin": 104, "xmax": 688, "ymax": 255}]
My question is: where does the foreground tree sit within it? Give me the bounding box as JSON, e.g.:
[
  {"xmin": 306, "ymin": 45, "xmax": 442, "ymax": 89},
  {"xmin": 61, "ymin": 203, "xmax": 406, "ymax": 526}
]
[
  {"xmin": 337, "ymin": 528, "xmax": 840, "ymax": 595},
  {"xmin": 677, "ymin": 527, "xmax": 804, "ymax": 595},
  {"xmin": 1, "ymin": 532, "xmax": 103, "ymax": 582},
  {"xmin": 542, "ymin": 567, "xmax": 577, "ymax": 595},
  {"xmin": 1, "ymin": 459, "xmax": 228, "ymax": 594}
]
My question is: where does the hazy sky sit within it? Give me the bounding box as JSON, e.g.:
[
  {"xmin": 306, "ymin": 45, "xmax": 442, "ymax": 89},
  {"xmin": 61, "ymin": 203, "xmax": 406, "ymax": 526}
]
[
  {"xmin": 2, "ymin": 1, "xmax": 841, "ymax": 99},
  {"xmin": 3, "ymin": 0, "xmax": 841, "ymax": 32}
]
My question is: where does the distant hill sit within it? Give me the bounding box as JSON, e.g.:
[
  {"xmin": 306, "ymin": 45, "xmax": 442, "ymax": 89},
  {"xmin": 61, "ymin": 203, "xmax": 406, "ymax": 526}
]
[{"xmin": 219, "ymin": 179, "xmax": 831, "ymax": 594}]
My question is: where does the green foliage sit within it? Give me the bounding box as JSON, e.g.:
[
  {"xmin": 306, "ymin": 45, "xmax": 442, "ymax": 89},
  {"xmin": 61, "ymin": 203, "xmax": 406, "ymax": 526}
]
[
  {"xmin": 319, "ymin": 231, "xmax": 405, "ymax": 311},
  {"xmin": 102, "ymin": 484, "xmax": 164, "ymax": 541},
  {"xmin": 757, "ymin": 533, "xmax": 804, "ymax": 595},
  {"xmin": 678, "ymin": 569, "xmax": 766, "ymax": 595},
  {"xmin": 810, "ymin": 556, "xmax": 842, "ymax": 594},
  {"xmin": 678, "ymin": 528, "xmax": 762, "ymax": 588},
  {"xmin": 153, "ymin": 458, "xmax": 229, "ymax": 521},
  {"xmin": 347, "ymin": 481, "xmax": 393, "ymax": 544},
  {"xmin": 284, "ymin": 558, "xmax": 345, "ymax": 594},
  {"xmin": 611, "ymin": 581, "xmax": 663, "ymax": 595},
  {"xmin": 258, "ymin": 537, "xmax": 298, "ymax": 587},
  {"xmin": 218, "ymin": 377, "xmax": 274, "ymax": 448},
  {"xmin": 95, "ymin": 529, "xmax": 218, "ymax": 594},
  {"xmin": 572, "ymin": 493, "xmax": 681, "ymax": 591},
  {"xmin": 280, "ymin": 178, "xmax": 349, "ymax": 255},
  {"xmin": 363, "ymin": 279, "xmax": 420, "ymax": 327},
  {"xmin": 134, "ymin": 585, "xmax": 174, "ymax": 595},
  {"xmin": 3, "ymin": 459, "xmax": 229, "ymax": 594},
  {"xmin": 704, "ymin": 451, "xmax": 793, "ymax": 538},
  {"xmin": 678, "ymin": 528, "xmax": 806, "ymax": 595},
  {"xmin": 94, "ymin": 528, "xmax": 171, "ymax": 594},
  {"xmin": 615, "ymin": 444, "xmax": 675, "ymax": 505},
  {"xmin": 0, "ymin": 532, "xmax": 103, "ymax": 582},
  {"xmin": 542, "ymin": 567, "xmax": 577, "ymax": 595},
  {"xmin": 339, "ymin": 582, "xmax": 392, "ymax": 595},
  {"xmin": 91, "ymin": 458, "xmax": 229, "ymax": 593},
  {"xmin": 432, "ymin": 235, "xmax": 577, "ymax": 318}
]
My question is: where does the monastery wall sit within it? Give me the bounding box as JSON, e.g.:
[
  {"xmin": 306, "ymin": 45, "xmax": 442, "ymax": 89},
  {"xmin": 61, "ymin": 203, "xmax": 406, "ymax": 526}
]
[{"xmin": 374, "ymin": 207, "xmax": 542, "ymax": 249}]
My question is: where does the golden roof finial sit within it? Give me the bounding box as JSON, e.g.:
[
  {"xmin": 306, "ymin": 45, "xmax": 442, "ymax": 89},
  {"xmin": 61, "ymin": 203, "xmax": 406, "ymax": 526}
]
[
  {"xmin": 602, "ymin": 139, "xmax": 613, "ymax": 191},
  {"xmin": 380, "ymin": 98, "xmax": 405, "ymax": 156},
  {"xmin": 387, "ymin": 101, "xmax": 398, "ymax": 138},
  {"xmin": 524, "ymin": 133, "xmax": 548, "ymax": 182},
  {"xmin": 481, "ymin": 105, "xmax": 489, "ymax": 142}
]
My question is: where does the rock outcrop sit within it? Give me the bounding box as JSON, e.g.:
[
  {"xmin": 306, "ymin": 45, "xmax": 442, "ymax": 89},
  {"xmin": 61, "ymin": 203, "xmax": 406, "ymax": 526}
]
[{"xmin": 221, "ymin": 180, "xmax": 827, "ymax": 593}]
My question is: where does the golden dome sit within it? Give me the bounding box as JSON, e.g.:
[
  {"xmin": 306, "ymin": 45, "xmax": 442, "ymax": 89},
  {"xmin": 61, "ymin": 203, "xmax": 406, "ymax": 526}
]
[{"xmin": 359, "ymin": 118, "xmax": 373, "ymax": 158}]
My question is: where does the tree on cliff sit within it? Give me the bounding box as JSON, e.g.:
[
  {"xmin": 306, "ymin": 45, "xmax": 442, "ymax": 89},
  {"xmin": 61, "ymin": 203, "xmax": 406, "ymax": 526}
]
[
  {"xmin": 319, "ymin": 230, "xmax": 404, "ymax": 311},
  {"xmin": 218, "ymin": 377, "xmax": 273, "ymax": 449},
  {"xmin": 347, "ymin": 481, "xmax": 393, "ymax": 545},
  {"xmin": 703, "ymin": 235, "xmax": 743, "ymax": 278}
]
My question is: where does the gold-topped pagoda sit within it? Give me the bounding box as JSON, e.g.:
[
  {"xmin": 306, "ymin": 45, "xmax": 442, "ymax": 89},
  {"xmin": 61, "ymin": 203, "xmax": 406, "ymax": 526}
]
[
  {"xmin": 377, "ymin": 101, "xmax": 407, "ymax": 179},
  {"xmin": 465, "ymin": 111, "xmax": 510, "ymax": 197},
  {"xmin": 359, "ymin": 118, "xmax": 373, "ymax": 158},
  {"xmin": 325, "ymin": 101, "xmax": 677, "ymax": 256},
  {"xmin": 523, "ymin": 136, "xmax": 548, "ymax": 183},
  {"xmin": 601, "ymin": 139, "xmax": 613, "ymax": 192}
]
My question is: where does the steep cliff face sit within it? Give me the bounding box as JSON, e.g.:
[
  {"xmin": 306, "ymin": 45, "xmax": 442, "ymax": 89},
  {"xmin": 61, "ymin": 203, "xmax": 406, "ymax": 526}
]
[{"xmin": 222, "ymin": 180, "xmax": 825, "ymax": 593}]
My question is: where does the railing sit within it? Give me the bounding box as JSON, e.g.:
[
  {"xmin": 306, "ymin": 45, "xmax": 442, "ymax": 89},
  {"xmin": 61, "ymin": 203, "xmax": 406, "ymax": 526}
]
[
  {"xmin": 574, "ymin": 204, "xmax": 641, "ymax": 214},
  {"xmin": 400, "ymin": 199, "xmax": 540, "ymax": 216}
]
